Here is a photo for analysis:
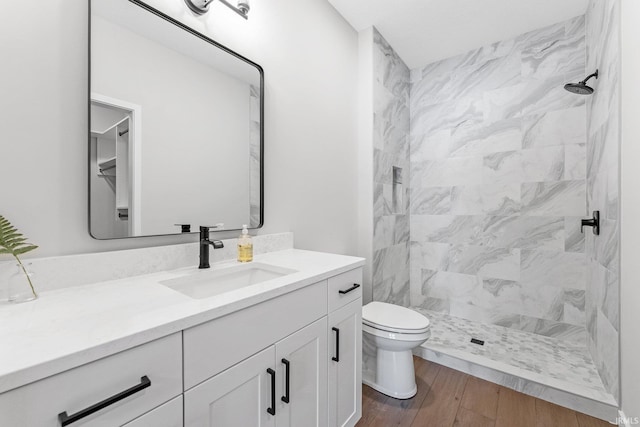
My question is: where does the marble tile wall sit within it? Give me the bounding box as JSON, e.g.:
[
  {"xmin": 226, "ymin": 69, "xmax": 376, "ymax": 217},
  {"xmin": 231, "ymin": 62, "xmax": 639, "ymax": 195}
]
[
  {"xmin": 409, "ymin": 16, "xmax": 589, "ymax": 345},
  {"xmin": 372, "ymin": 29, "xmax": 411, "ymax": 305},
  {"xmin": 585, "ymin": 0, "xmax": 620, "ymax": 402}
]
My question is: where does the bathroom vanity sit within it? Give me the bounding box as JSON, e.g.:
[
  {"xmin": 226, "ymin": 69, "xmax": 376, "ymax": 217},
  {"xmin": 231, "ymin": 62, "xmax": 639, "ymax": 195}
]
[
  {"xmin": 0, "ymin": 248, "xmax": 364, "ymax": 426},
  {"xmin": 0, "ymin": 0, "xmax": 364, "ymax": 424}
]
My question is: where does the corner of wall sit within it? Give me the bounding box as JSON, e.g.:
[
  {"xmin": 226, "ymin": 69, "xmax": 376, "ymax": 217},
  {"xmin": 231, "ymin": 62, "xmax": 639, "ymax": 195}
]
[
  {"xmin": 357, "ymin": 27, "xmax": 375, "ymax": 304},
  {"xmin": 620, "ymin": 0, "xmax": 640, "ymax": 418}
]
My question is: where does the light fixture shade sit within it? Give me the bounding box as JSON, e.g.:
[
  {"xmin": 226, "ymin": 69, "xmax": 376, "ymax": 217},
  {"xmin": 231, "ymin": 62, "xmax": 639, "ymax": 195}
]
[
  {"xmin": 184, "ymin": 0, "xmax": 214, "ymax": 15},
  {"xmin": 186, "ymin": 0, "xmax": 251, "ymax": 18},
  {"xmin": 237, "ymin": 0, "xmax": 250, "ymax": 14}
]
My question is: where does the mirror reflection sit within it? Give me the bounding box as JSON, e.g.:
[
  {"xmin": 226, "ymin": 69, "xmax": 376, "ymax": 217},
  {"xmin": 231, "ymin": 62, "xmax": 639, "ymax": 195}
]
[{"xmin": 90, "ymin": 0, "xmax": 263, "ymax": 239}]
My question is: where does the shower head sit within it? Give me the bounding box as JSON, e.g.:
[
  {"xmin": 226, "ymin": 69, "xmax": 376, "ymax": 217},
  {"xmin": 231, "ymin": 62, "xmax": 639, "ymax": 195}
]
[
  {"xmin": 564, "ymin": 82, "xmax": 594, "ymax": 95},
  {"xmin": 564, "ymin": 70, "xmax": 598, "ymax": 95}
]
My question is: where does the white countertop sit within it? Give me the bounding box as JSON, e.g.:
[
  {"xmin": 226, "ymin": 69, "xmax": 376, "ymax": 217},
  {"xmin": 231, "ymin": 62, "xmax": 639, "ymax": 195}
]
[{"xmin": 0, "ymin": 249, "xmax": 365, "ymax": 394}]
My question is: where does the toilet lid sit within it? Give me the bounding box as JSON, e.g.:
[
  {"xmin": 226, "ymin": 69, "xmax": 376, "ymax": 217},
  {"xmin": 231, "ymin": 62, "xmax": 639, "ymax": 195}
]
[{"xmin": 362, "ymin": 302, "xmax": 430, "ymax": 333}]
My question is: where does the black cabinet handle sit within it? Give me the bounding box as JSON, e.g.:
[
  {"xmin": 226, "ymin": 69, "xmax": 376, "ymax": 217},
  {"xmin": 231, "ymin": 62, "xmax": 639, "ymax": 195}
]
[
  {"xmin": 58, "ymin": 376, "xmax": 151, "ymax": 426},
  {"xmin": 332, "ymin": 327, "xmax": 340, "ymax": 362},
  {"xmin": 338, "ymin": 283, "xmax": 360, "ymax": 295},
  {"xmin": 281, "ymin": 358, "xmax": 290, "ymax": 404},
  {"xmin": 267, "ymin": 368, "xmax": 276, "ymax": 416}
]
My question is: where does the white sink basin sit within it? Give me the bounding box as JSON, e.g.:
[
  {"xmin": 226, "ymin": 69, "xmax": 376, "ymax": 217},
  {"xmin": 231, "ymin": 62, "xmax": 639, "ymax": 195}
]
[{"xmin": 159, "ymin": 262, "xmax": 297, "ymax": 299}]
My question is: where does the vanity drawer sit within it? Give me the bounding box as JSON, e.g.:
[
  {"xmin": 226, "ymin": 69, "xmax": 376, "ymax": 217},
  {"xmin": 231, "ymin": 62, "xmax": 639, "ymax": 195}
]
[
  {"xmin": 328, "ymin": 268, "xmax": 363, "ymax": 312},
  {"xmin": 123, "ymin": 395, "xmax": 183, "ymax": 427},
  {"xmin": 0, "ymin": 333, "xmax": 182, "ymax": 427},
  {"xmin": 183, "ymin": 280, "xmax": 327, "ymax": 389}
]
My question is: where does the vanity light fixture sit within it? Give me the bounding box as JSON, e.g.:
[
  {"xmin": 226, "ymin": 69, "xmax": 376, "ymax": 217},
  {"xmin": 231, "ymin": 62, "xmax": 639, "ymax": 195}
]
[{"xmin": 184, "ymin": 0, "xmax": 251, "ymax": 19}]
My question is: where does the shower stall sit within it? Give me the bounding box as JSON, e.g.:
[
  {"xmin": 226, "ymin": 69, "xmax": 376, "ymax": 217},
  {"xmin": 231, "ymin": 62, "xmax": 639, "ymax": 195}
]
[{"xmin": 360, "ymin": 0, "xmax": 620, "ymax": 421}]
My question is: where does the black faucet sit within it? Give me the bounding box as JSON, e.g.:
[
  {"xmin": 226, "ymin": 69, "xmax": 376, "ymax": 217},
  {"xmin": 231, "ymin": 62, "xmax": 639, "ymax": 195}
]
[{"xmin": 199, "ymin": 226, "xmax": 224, "ymax": 269}]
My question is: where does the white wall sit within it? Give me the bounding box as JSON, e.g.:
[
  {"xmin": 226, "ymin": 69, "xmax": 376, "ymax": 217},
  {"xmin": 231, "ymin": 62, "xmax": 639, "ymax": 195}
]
[
  {"xmin": 357, "ymin": 27, "xmax": 374, "ymax": 304},
  {"xmin": 620, "ymin": 0, "xmax": 640, "ymax": 419},
  {"xmin": 0, "ymin": 0, "xmax": 359, "ymax": 257}
]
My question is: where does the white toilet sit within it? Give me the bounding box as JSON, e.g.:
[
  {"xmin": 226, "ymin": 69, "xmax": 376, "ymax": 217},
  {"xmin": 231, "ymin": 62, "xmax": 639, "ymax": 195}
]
[{"xmin": 362, "ymin": 302, "xmax": 431, "ymax": 399}]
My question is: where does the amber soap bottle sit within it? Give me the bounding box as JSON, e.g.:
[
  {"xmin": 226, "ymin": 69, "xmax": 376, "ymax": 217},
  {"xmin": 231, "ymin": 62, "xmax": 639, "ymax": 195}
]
[{"xmin": 237, "ymin": 224, "xmax": 253, "ymax": 262}]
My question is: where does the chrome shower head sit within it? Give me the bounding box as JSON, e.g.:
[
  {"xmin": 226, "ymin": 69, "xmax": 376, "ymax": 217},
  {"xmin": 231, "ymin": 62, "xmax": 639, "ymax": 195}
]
[{"xmin": 564, "ymin": 70, "xmax": 598, "ymax": 95}]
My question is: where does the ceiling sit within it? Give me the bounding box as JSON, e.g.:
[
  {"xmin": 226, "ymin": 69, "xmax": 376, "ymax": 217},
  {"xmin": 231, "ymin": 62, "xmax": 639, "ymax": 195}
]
[{"xmin": 327, "ymin": 0, "xmax": 589, "ymax": 70}]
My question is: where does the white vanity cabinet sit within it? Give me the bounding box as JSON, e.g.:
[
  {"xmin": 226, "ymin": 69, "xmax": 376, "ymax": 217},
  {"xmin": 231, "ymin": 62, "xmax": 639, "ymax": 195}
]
[
  {"xmin": 183, "ymin": 267, "xmax": 362, "ymax": 427},
  {"xmin": 182, "ymin": 281, "xmax": 328, "ymax": 389},
  {"xmin": 327, "ymin": 271, "xmax": 363, "ymax": 427},
  {"xmin": 185, "ymin": 318, "xmax": 328, "ymax": 427},
  {"xmin": 185, "ymin": 346, "xmax": 275, "ymax": 427},
  {"xmin": 0, "ymin": 333, "xmax": 182, "ymax": 427},
  {"xmin": 123, "ymin": 396, "xmax": 183, "ymax": 427},
  {"xmin": 275, "ymin": 317, "xmax": 328, "ymax": 427},
  {"xmin": 0, "ymin": 265, "xmax": 363, "ymax": 427}
]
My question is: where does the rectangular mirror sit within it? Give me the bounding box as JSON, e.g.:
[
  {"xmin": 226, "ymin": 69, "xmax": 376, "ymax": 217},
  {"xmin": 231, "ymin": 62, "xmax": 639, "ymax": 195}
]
[{"xmin": 89, "ymin": 0, "xmax": 263, "ymax": 239}]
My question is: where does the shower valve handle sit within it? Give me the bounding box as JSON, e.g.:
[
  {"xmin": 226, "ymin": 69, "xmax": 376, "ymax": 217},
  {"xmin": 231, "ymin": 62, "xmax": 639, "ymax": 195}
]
[{"xmin": 581, "ymin": 211, "xmax": 600, "ymax": 235}]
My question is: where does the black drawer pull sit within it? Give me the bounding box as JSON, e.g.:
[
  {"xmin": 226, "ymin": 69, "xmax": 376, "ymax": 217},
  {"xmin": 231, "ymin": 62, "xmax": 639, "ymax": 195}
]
[
  {"xmin": 338, "ymin": 283, "xmax": 360, "ymax": 295},
  {"xmin": 58, "ymin": 375, "xmax": 151, "ymax": 426},
  {"xmin": 281, "ymin": 358, "xmax": 290, "ymax": 404},
  {"xmin": 267, "ymin": 368, "xmax": 276, "ymax": 416},
  {"xmin": 332, "ymin": 327, "xmax": 340, "ymax": 362}
]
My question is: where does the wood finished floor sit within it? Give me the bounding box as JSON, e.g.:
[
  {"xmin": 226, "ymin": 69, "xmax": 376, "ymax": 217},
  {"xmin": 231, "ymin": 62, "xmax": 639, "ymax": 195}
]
[{"xmin": 357, "ymin": 356, "xmax": 612, "ymax": 427}]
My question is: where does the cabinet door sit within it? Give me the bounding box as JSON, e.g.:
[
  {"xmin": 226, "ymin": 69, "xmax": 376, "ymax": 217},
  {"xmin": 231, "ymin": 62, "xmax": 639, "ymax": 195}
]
[
  {"xmin": 275, "ymin": 318, "xmax": 328, "ymax": 427},
  {"xmin": 184, "ymin": 347, "xmax": 276, "ymax": 427},
  {"xmin": 328, "ymin": 299, "xmax": 362, "ymax": 427}
]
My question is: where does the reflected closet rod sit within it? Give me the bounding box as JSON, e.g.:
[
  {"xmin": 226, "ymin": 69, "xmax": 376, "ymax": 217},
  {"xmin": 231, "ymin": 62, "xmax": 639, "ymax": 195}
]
[
  {"xmin": 100, "ymin": 165, "xmax": 116, "ymax": 173},
  {"xmin": 119, "ymin": 129, "xmax": 129, "ymax": 137}
]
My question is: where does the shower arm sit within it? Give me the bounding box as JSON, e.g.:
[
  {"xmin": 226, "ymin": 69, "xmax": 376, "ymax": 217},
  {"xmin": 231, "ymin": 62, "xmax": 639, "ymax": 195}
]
[{"xmin": 581, "ymin": 70, "xmax": 599, "ymax": 85}]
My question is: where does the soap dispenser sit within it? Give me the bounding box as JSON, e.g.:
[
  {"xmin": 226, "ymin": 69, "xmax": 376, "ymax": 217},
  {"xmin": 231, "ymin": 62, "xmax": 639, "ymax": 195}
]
[{"xmin": 238, "ymin": 224, "xmax": 253, "ymax": 262}]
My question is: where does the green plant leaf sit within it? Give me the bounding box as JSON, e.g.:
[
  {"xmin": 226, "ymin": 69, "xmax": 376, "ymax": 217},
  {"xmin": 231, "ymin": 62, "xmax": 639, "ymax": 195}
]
[
  {"xmin": 13, "ymin": 245, "xmax": 38, "ymax": 256},
  {"xmin": 0, "ymin": 216, "xmax": 39, "ymax": 299},
  {"xmin": 0, "ymin": 215, "xmax": 38, "ymax": 260},
  {"xmin": 5, "ymin": 237, "xmax": 27, "ymax": 245}
]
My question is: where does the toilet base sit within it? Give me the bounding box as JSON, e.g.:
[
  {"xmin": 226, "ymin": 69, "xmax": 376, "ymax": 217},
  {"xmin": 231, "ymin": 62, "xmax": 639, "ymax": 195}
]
[
  {"xmin": 362, "ymin": 377, "xmax": 417, "ymax": 399},
  {"xmin": 364, "ymin": 348, "xmax": 417, "ymax": 399}
]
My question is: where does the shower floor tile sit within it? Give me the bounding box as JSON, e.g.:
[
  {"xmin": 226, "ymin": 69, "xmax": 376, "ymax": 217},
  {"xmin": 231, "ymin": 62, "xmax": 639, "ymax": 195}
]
[{"xmin": 413, "ymin": 308, "xmax": 617, "ymax": 407}]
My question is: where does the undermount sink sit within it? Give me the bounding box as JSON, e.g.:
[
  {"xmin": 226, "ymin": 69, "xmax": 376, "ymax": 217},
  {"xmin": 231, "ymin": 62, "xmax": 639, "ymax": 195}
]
[{"xmin": 159, "ymin": 262, "xmax": 298, "ymax": 299}]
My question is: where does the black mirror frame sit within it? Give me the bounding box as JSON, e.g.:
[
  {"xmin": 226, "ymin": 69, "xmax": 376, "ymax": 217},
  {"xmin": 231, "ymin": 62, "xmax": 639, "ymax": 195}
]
[{"xmin": 88, "ymin": 0, "xmax": 264, "ymax": 240}]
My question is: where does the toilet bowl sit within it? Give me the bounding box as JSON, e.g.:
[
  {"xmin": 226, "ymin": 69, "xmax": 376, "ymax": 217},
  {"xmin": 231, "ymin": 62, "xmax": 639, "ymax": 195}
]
[{"xmin": 362, "ymin": 302, "xmax": 430, "ymax": 399}]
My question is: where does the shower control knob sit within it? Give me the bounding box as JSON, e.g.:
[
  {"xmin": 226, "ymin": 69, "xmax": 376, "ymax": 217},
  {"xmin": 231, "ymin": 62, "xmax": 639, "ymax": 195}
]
[{"xmin": 580, "ymin": 211, "xmax": 600, "ymax": 235}]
